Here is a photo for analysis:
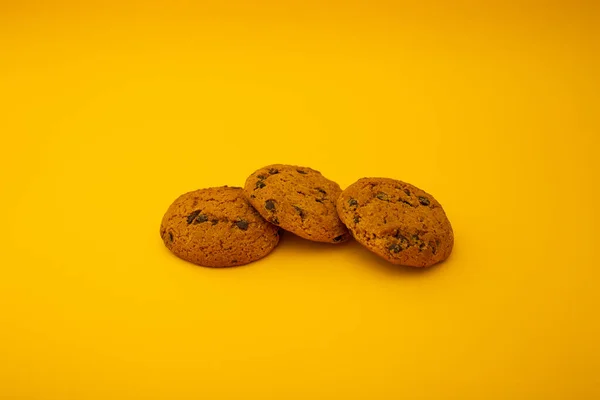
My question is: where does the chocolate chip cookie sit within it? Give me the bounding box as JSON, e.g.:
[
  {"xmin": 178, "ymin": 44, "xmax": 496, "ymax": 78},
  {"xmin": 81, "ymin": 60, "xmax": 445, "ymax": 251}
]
[
  {"xmin": 336, "ymin": 178, "xmax": 453, "ymax": 267},
  {"xmin": 160, "ymin": 186, "xmax": 280, "ymax": 267},
  {"xmin": 244, "ymin": 164, "xmax": 349, "ymax": 243}
]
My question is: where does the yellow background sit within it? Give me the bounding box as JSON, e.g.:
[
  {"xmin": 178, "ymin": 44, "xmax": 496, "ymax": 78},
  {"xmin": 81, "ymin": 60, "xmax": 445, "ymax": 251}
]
[{"xmin": 1, "ymin": 2, "xmax": 599, "ymax": 399}]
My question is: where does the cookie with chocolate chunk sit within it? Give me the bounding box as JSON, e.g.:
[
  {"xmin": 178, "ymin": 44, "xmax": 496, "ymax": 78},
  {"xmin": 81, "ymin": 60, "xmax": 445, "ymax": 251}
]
[
  {"xmin": 336, "ymin": 178, "xmax": 453, "ymax": 267},
  {"xmin": 160, "ymin": 186, "xmax": 280, "ymax": 267},
  {"xmin": 244, "ymin": 164, "xmax": 349, "ymax": 243}
]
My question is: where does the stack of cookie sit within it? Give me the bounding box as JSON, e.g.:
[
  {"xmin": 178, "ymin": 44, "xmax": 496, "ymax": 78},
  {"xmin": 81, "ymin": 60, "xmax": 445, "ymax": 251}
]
[{"xmin": 160, "ymin": 164, "xmax": 454, "ymax": 268}]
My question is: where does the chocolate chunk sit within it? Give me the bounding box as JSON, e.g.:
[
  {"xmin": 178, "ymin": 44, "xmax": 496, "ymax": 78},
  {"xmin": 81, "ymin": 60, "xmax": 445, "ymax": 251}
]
[
  {"xmin": 265, "ymin": 200, "xmax": 276, "ymax": 211},
  {"xmin": 419, "ymin": 196, "xmax": 430, "ymax": 206},
  {"xmin": 268, "ymin": 168, "xmax": 279, "ymax": 175},
  {"xmin": 296, "ymin": 169, "xmax": 307, "ymax": 174},
  {"xmin": 235, "ymin": 219, "xmax": 249, "ymax": 230},
  {"xmin": 394, "ymin": 231, "xmax": 408, "ymax": 244},
  {"xmin": 333, "ymin": 235, "xmax": 344, "ymax": 242},
  {"xmin": 269, "ymin": 216, "xmax": 280, "ymax": 225},
  {"xmin": 257, "ymin": 174, "xmax": 266, "ymax": 180},
  {"xmin": 388, "ymin": 243, "xmax": 402, "ymax": 253},
  {"xmin": 187, "ymin": 210, "xmax": 201, "ymax": 224},
  {"xmin": 315, "ymin": 198, "xmax": 324, "ymax": 203},
  {"xmin": 293, "ymin": 205, "xmax": 305, "ymax": 219},
  {"xmin": 412, "ymin": 235, "xmax": 420, "ymax": 241},
  {"xmin": 429, "ymin": 241, "xmax": 437, "ymax": 254},
  {"xmin": 316, "ymin": 188, "xmax": 327, "ymax": 195},
  {"xmin": 195, "ymin": 214, "xmax": 209, "ymax": 224},
  {"xmin": 256, "ymin": 181, "xmax": 266, "ymax": 189},
  {"xmin": 348, "ymin": 198, "xmax": 358, "ymax": 207},
  {"xmin": 376, "ymin": 192, "xmax": 388, "ymax": 201},
  {"xmin": 404, "ymin": 189, "xmax": 411, "ymax": 196},
  {"xmin": 211, "ymin": 219, "xmax": 219, "ymax": 225},
  {"xmin": 353, "ymin": 216, "xmax": 360, "ymax": 223},
  {"xmin": 250, "ymin": 194, "xmax": 256, "ymax": 199},
  {"xmin": 399, "ymin": 199, "xmax": 413, "ymax": 207},
  {"xmin": 169, "ymin": 232, "xmax": 174, "ymax": 242}
]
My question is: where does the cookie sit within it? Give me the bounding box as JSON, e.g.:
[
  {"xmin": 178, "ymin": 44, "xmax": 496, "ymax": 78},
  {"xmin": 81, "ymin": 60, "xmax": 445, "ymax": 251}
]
[
  {"xmin": 160, "ymin": 186, "xmax": 280, "ymax": 267},
  {"xmin": 243, "ymin": 164, "xmax": 350, "ymax": 243},
  {"xmin": 336, "ymin": 178, "xmax": 453, "ymax": 267}
]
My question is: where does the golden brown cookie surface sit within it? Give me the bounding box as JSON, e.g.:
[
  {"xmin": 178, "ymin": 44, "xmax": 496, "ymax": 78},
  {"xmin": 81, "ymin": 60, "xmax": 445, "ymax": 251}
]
[
  {"xmin": 336, "ymin": 178, "xmax": 453, "ymax": 267},
  {"xmin": 244, "ymin": 164, "xmax": 349, "ymax": 243},
  {"xmin": 160, "ymin": 186, "xmax": 280, "ymax": 267}
]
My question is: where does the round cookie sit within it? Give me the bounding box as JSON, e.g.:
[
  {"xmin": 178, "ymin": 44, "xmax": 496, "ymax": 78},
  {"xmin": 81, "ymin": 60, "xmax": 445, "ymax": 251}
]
[
  {"xmin": 243, "ymin": 164, "xmax": 349, "ymax": 243},
  {"xmin": 160, "ymin": 186, "xmax": 280, "ymax": 267},
  {"xmin": 336, "ymin": 178, "xmax": 453, "ymax": 267}
]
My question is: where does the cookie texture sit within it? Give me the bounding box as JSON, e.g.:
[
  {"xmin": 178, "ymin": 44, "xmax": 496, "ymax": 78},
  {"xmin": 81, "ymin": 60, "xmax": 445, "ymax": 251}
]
[
  {"xmin": 160, "ymin": 186, "xmax": 280, "ymax": 267},
  {"xmin": 337, "ymin": 178, "xmax": 453, "ymax": 267},
  {"xmin": 243, "ymin": 164, "xmax": 349, "ymax": 243}
]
